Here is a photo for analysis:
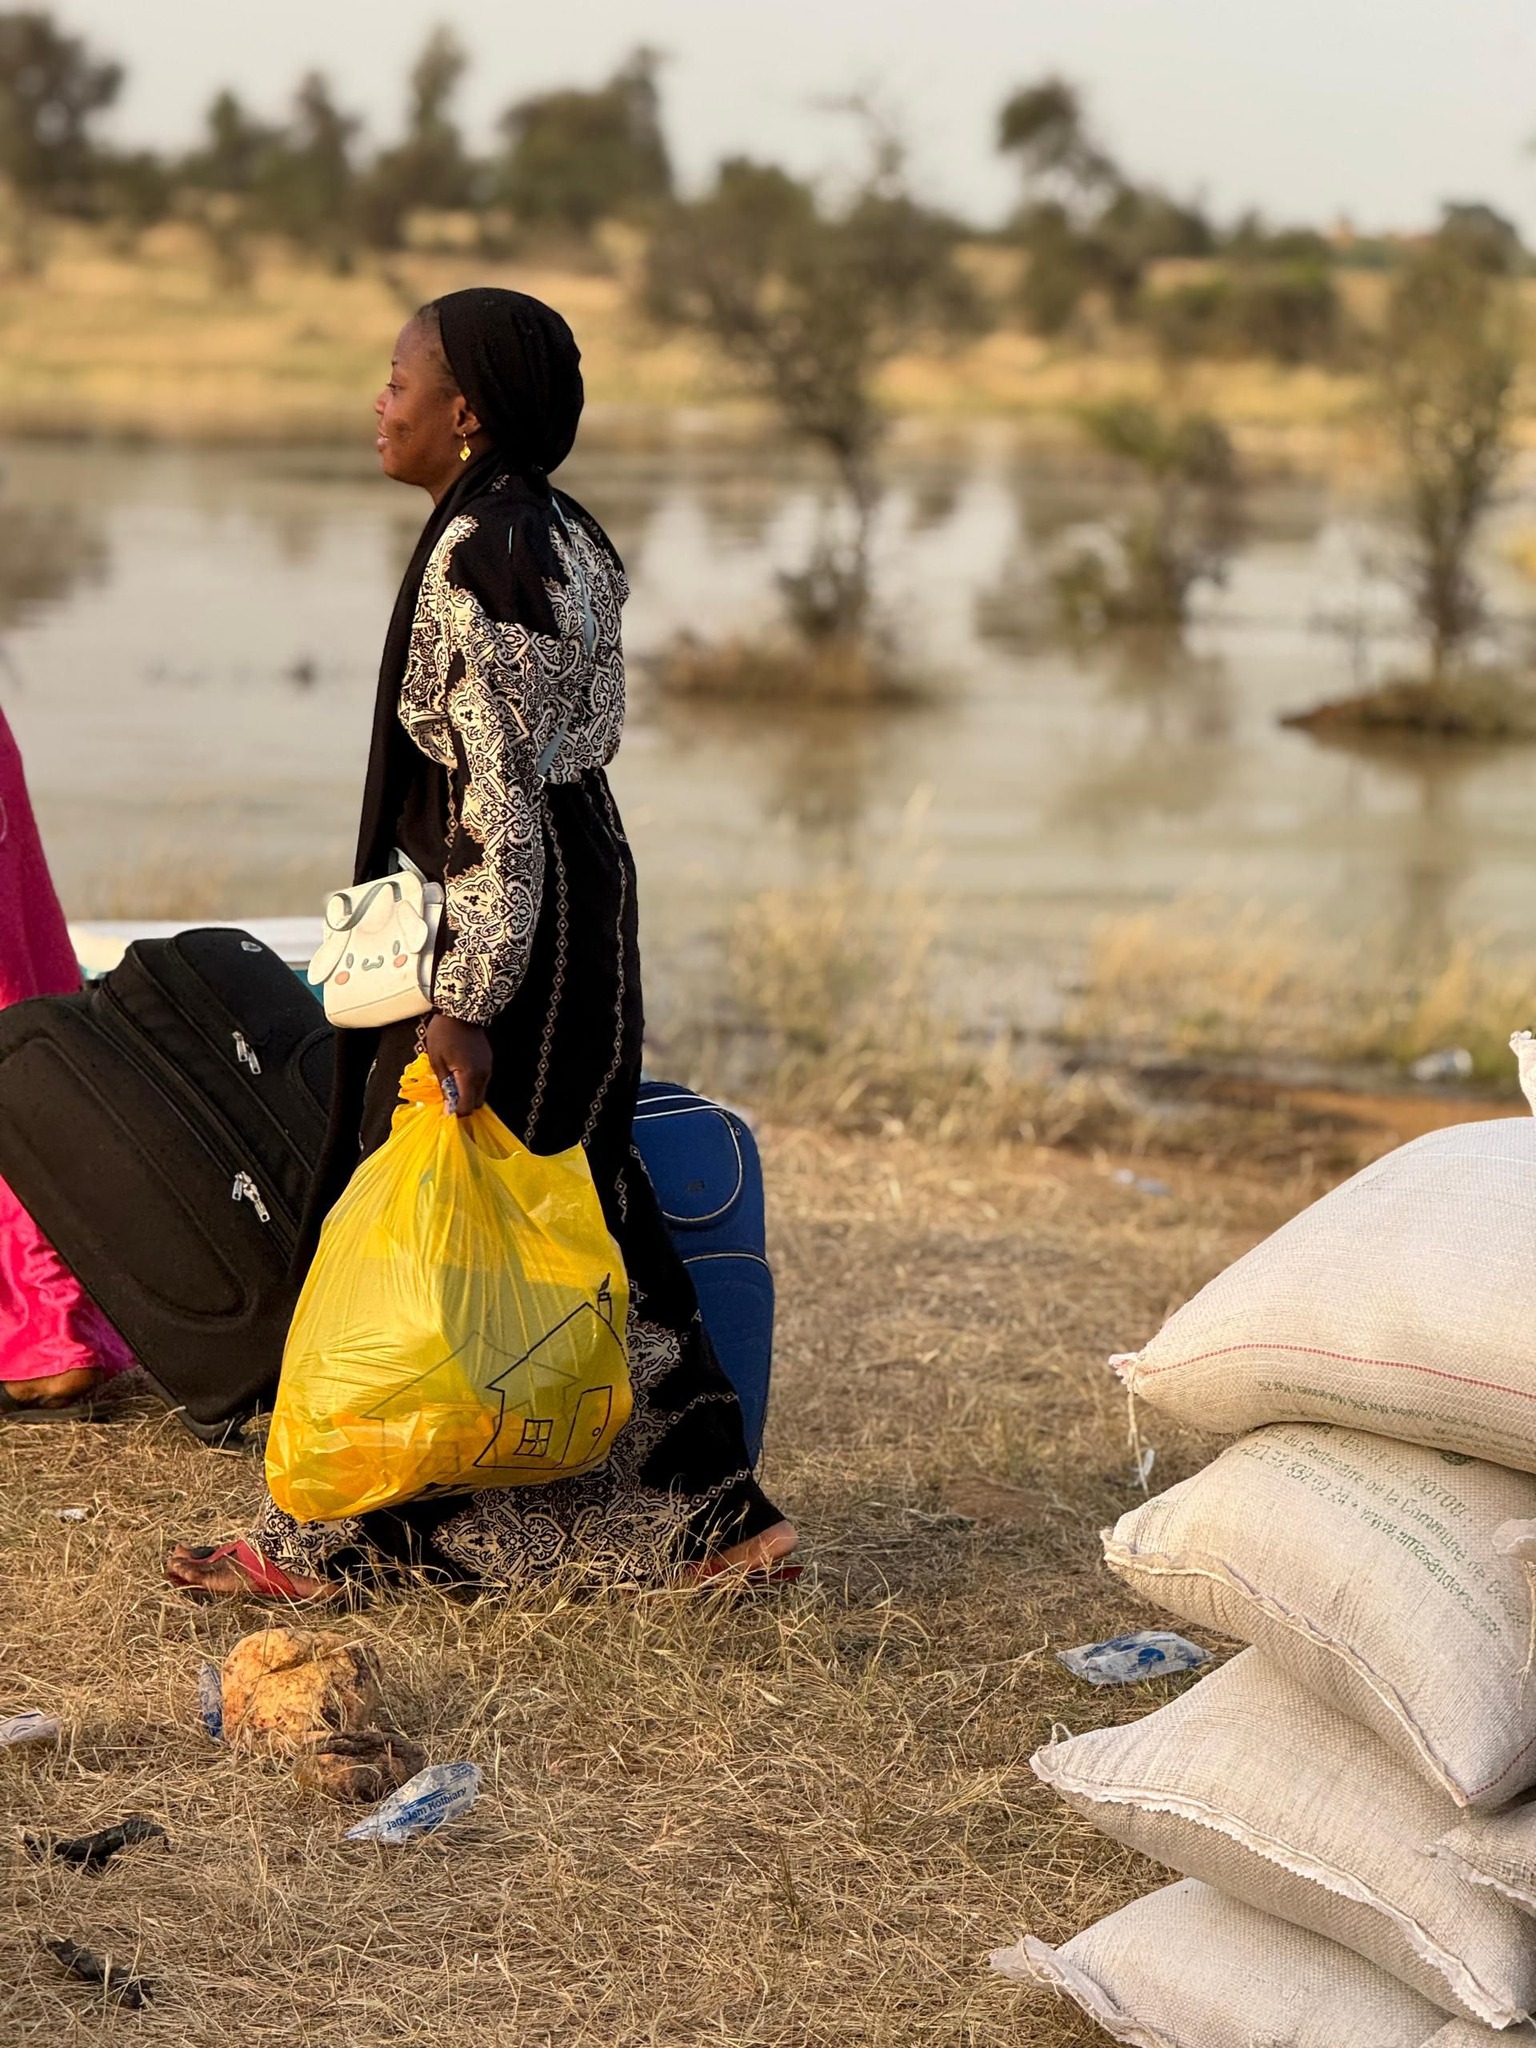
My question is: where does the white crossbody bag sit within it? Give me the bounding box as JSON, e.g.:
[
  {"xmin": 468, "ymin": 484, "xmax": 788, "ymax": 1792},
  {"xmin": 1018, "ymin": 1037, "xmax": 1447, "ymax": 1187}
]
[
  {"xmin": 308, "ymin": 853, "xmax": 445, "ymax": 1031},
  {"xmin": 309, "ymin": 498, "xmax": 596, "ymax": 1031}
]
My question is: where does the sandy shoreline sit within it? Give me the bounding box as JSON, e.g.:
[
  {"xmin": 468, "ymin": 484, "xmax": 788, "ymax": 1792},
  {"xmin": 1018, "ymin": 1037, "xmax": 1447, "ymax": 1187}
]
[{"xmin": 0, "ymin": 222, "xmax": 1379, "ymax": 466}]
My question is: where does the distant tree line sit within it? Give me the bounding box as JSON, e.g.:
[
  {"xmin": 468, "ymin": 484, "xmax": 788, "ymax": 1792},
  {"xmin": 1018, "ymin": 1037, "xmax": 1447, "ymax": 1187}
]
[
  {"xmin": 0, "ymin": 12, "xmax": 674, "ymax": 263},
  {"xmin": 995, "ymin": 76, "xmax": 1526, "ymax": 369},
  {"xmin": 0, "ymin": 10, "xmax": 1523, "ymax": 366}
]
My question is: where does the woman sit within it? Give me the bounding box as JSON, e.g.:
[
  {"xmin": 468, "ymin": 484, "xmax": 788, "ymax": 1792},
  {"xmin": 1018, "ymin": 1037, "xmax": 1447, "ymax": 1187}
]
[
  {"xmin": 0, "ymin": 706, "xmax": 134, "ymax": 1416},
  {"xmin": 167, "ymin": 288, "xmax": 796, "ymax": 1599}
]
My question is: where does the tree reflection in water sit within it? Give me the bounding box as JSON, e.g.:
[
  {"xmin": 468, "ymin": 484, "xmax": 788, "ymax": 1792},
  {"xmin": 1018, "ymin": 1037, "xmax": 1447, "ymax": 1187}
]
[
  {"xmin": 1051, "ymin": 633, "xmax": 1238, "ymax": 833},
  {"xmin": 0, "ymin": 497, "xmax": 109, "ymax": 635}
]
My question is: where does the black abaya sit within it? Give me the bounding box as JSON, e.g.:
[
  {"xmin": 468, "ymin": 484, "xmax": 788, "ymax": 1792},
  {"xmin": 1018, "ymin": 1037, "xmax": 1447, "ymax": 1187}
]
[{"xmin": 256, "ymin": 291, "xmax": 785, "ymax": 1586}]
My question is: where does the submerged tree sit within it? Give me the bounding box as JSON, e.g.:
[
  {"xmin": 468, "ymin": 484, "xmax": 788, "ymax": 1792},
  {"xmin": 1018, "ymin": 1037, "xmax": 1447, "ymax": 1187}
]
[
  {"xmin": 1379, "ymin": 221, "xmax": 1520, "ymax": 682},
  {"xmin": 494, "ymin": 48, "xmax": 671, "ymax": 237},
  {"xmin": 1054, "ymin": 401, "xmax": 1243, "ymax": 632},
  {"xmin": 646, "ymin": 129, "xmax": 981, "ymax": 643}
]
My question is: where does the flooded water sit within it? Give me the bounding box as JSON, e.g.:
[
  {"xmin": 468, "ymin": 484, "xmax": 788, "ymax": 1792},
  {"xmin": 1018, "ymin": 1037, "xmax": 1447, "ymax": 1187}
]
[{"xmin": 6, "ymin": 431, "xmax": 1536, "ymax": 1021}]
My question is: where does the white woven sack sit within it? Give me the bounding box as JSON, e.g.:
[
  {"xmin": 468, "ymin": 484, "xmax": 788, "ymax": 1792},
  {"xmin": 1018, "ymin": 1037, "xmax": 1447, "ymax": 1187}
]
[
  {"xmin": 1431, "ymin": 1803, "xmax": 1536, "ymax": 1916},
  {"xmin": 1111, "ymin": 1117, "xmax": 1536, "ymax": 1470},
  {"xmin": 1031, "ymin": 1651, "xmax": 1536, "ymax": 2026},
  {"xmin": 1103, "ymin": 1423, "xmax": 1536, "ymax": 1808},
  {"xmin": 990, "ymin": 1879, "xmax": 1451, "ymax": 2048}
]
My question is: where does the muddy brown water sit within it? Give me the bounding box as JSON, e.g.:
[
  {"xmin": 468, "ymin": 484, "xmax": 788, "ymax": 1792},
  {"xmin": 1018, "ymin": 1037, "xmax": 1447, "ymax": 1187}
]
[{"xmin": 5, "ymin": 431, "xmax": 1536, "ymax": 1025}]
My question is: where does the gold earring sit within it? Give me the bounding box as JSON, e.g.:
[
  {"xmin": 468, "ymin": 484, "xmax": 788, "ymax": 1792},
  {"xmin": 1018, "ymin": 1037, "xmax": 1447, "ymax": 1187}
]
[{"xmin": 458, "ymin": 434, "xmax": 472, "ymax": 464}]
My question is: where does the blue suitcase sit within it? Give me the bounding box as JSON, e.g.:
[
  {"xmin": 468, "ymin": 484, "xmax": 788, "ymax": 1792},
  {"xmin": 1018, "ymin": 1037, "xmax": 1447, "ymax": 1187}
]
[{"xmin": 631, "ymin": 1081, "xmax": 774, "ymax": 1464}]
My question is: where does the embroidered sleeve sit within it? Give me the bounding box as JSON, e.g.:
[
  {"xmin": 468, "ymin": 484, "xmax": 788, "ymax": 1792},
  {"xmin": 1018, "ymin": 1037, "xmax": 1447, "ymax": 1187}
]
[
  {"xmin": 408, "ymin": 523, "xmax": 547, "ymax": 1026},
  {"xmin": 399, "ymin": 499, "xmax": 627, "ymax": 1027}
]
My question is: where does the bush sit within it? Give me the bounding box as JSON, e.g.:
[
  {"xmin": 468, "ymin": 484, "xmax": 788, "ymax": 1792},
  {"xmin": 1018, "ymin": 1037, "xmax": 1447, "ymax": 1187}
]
[
  {"xmin": 1053, "ymin": 402, "xmax": 1242, "ymax": 630},
  {"xmin": 1144, "ymin": 262, "xmax": 1341, "ymax": 365}
]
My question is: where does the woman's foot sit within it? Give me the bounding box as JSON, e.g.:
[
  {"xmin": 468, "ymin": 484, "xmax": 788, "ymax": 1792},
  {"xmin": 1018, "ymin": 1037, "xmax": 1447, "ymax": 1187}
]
[
  {"xmin": 3, "ymin": 1367, "xmax": 105, "ymax": 1408},
  {"xmin": 690, "ymin": 1518, "xmax": 800, "ymax": 1584},
  {"xmin": 0, "ymin": 1366, "xmax": 128, "ymax": 1423},
  {"xmin": 164, "ymin": 1539, "xmax": 339, "ymax": 1605}
]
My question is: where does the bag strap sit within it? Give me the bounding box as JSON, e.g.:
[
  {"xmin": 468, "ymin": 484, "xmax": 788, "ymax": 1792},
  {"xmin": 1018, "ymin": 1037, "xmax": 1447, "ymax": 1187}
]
[
  {"xmin": 532, "ymin": 496, "xmax": 597, "ymax": 781},
  {"xmin": 325, "ymin": 876, "xmax": 408, "ymax": 934}
]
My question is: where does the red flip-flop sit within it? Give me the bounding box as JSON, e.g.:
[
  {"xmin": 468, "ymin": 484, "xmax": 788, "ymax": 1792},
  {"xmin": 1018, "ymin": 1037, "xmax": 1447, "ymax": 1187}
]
[
  {"xmin": 164, "ymin": 1540, "xmax": 343, "ymax": 1606},
  {"xmin": 685, "ymin": 1554, "xmax": 804, "ymax": 1592}
]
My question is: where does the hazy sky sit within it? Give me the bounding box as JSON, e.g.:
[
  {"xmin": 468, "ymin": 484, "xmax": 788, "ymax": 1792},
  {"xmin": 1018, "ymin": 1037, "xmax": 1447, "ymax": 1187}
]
[{"xmin": 51, "ymin": 0, "xmax": 1536, "ymax": 236}]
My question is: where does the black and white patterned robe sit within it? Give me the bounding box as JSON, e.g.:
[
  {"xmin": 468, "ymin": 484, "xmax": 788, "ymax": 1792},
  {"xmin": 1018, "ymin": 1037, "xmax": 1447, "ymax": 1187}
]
[{"xmin": 255, "ymin": 471, "xmax": 785, "ymax": 1586}]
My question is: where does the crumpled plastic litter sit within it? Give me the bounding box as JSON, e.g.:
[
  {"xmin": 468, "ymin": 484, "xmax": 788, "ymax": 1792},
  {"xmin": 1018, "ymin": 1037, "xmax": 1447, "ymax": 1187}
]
[
  {"xmin": 1412, "ymin": 1046, "xmax": 1475, "ymax": 1084},
  {"xmin": 24, "ymin": 1815, "xmax": 168, "ymax": 1875},
  {"xmin": 41, "ymin": 1936, "xmax": 153, "ymax": 2009},
  {"xmin": 1512, "ymin": 1031, "xmax": 1536, "ymax": 1114},
  {"xmin": 1057, "ymin": 1630, "xmax": 1211, "ymax": 1686},
  {"xmin": 1111, "ymin": 1168, "xmax": 1171, "ymax": 1197},
  {"xmin": 0, "ymin": 1710, "xmax": 60, "ymax": 1748},
  {"xmin": 343, "ymin": 1761, "xmax": 482, "ymax": 1844},
  {"xmin": 197, "ymin": 1663, "xmax": 223, "ymax": 1740}
]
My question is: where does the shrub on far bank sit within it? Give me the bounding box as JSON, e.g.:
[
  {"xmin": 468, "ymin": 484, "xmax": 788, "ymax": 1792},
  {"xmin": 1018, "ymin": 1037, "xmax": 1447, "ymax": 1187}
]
[
  {"xmin": 1283, "ymin": 671, "xmax": 1536, "ymax": 741},
  {"xmin": 649, "ymin": 631, "xmax": 925, "ymax": 708},
  {"xmin": 1143, "ymin": 261, "xmax": 1343, "ymax": 366}
]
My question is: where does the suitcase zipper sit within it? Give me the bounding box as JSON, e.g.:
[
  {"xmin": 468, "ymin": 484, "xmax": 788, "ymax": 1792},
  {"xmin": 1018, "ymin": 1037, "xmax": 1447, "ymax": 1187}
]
[
  {"xmin": 97, "ymin": 985, "xmax": 298, "ymax": 1251},
  {"xmin": 121, "ymin": 941, "xmax": 319, "ymax": 1185},
  {"xmin": 231, "ymin": 1172, "xmax": 271, "ymax": 1224}
]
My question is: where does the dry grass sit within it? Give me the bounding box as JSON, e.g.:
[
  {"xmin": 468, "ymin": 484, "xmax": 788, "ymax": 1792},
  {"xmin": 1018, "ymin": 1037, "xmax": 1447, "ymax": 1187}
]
[
  {"xmin": 650, "ymin": 880, "xmax": 1482, "ymax": 1181},
  {"xmin": 1070, "ymin": 896, "xmax": 1536, "ymax": 1084},
  {"xmin": 2, "ymin": 1121, "xmax": 1298, "ymax": 2046},
  {"xmin": 662, "ymin": 878, "xmax": 1147, "ymax": 1153},
  {"xmin": 0, "ymin": 218, "xmax": 1439, "ymax": 457}
]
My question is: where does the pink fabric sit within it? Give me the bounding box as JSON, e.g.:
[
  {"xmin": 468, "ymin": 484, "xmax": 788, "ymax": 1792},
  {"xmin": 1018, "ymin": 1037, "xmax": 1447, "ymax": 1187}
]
[
  {"xmin": 0, "ymin": 1176, "xmax": 134, "ymax": 1380},
  {"xmin": 0, "ymin": 706, "xmax": 133, "ymax": 1382},
  {"xmin": 0, "ymin": 706, "xmax": 79, "ymax": 1006}
]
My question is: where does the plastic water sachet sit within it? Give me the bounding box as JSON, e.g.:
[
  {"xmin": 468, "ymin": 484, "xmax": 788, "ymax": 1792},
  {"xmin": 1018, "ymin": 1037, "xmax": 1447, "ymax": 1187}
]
[
  {"xmin": 197, "ymin": 1663, "xmax": 224, "ymax": 1740},
  {"xmin": 1512, "ymin": 1030, "xmax": 1536, "ymax": 1114},
  {"xmin": 343, "ymin": 1761, "xmax": 482, "ymax": 1844},
  {"xmin": 0, "ymin": 1710, "xmax": 61, "ymax": 1747},
  {"xmin": 1058, "ymin": 1631, "xmax": 1211, "ymax": 1687}
]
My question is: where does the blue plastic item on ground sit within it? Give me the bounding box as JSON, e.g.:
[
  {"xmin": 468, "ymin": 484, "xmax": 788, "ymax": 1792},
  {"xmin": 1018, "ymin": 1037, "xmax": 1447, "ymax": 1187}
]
[
  {"xmin": 344, "ymin": 1761, "xmax": 482, "ymax": 1843},
  {"xmin": 1057, "ymin": 1631, "xmax": 1212, "ymax": 1686},
  {"xmin": 631, "ymin": 1081, "xmax": 775, "ymax": 1465},
  {"xmin": 197, "ymin": 1664, "xmax": 223, "ymax": 1740}
]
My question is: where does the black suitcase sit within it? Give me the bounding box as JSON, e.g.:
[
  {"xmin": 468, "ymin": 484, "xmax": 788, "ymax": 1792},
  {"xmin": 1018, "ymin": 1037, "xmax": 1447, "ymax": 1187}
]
[{"xmin": 0, "ymin": 929, "xmax": 333, "ymax": 1438}]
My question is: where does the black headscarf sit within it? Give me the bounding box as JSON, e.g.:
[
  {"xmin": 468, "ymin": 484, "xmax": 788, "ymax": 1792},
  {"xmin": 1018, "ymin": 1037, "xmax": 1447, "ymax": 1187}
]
[
  {"xmin": 352, "ymin": 289, "xmax": 588, "ymax": 888},
  {"xmin": 436, "ymin": 287, "xmax": 585, "ymax": 481}
]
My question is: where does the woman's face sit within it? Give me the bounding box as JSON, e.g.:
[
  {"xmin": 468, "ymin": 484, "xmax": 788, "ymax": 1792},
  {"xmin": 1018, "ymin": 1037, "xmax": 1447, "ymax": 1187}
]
[{"xmin": 375, "ymin": 321, "xmax": 474, "ymax": 491}]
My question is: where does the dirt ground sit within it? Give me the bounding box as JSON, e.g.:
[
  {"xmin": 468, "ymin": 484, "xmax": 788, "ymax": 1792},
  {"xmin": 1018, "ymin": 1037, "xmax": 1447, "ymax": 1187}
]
[{"xmin": 0, "ymin": 1120, "xmax": 1381, "ymax": 2043}]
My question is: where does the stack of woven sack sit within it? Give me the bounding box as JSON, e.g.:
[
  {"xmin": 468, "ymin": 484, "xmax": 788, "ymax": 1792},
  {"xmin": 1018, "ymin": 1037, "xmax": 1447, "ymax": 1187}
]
[{"xmin": 995, "ymin": 1084, "xmax": 1536, "ymax": 2046}]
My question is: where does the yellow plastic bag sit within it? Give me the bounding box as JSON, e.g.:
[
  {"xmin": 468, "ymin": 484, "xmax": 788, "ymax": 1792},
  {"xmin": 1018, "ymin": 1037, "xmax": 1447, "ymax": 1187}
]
[{"xmin": 266, "ymin": 1056, "xmax": 631, "ymax": 1523}]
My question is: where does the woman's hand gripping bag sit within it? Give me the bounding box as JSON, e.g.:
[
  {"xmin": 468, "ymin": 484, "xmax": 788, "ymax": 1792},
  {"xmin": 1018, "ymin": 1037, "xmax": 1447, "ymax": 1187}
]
[{"xmin": 266, "ymin": 1056, "xmax": 631, "ymax": 1522}]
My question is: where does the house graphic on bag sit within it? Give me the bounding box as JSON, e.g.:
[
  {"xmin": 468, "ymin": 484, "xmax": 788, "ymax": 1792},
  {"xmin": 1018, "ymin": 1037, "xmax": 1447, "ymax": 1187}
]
[{"xmin": 359, "ymin": 1276, "xmax": 631, "ymax": 1493}]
